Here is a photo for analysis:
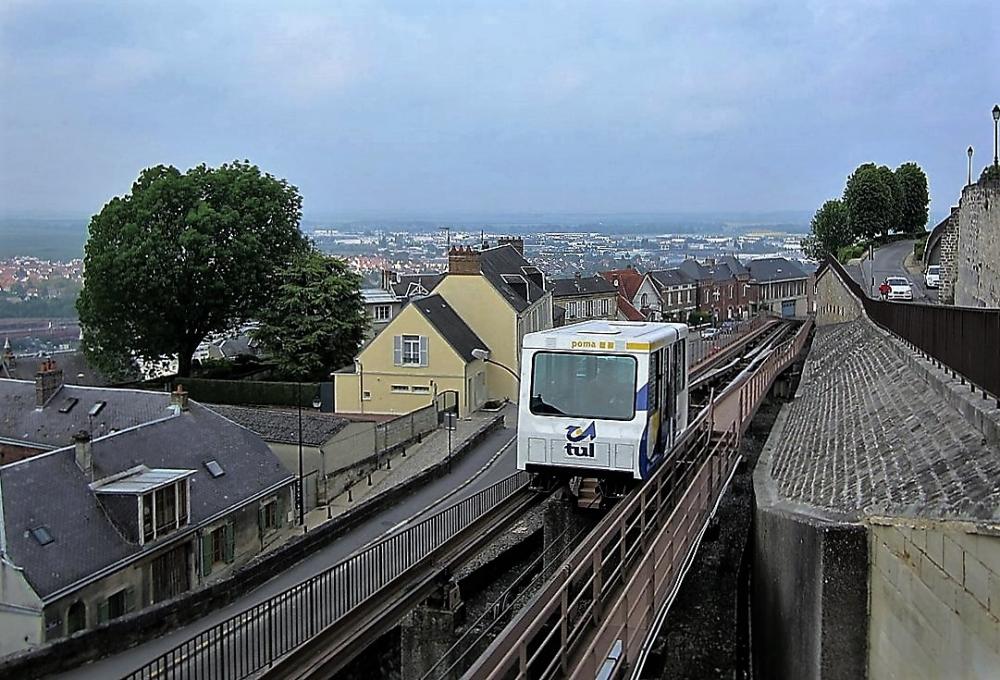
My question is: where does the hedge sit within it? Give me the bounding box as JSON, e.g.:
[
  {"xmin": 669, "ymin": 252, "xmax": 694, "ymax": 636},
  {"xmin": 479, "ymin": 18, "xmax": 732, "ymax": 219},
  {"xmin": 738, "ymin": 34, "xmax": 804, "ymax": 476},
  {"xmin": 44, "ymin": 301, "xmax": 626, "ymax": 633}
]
[{"xmin": 169, "ymin": 378, "xmax": 324, "ymax": 407}]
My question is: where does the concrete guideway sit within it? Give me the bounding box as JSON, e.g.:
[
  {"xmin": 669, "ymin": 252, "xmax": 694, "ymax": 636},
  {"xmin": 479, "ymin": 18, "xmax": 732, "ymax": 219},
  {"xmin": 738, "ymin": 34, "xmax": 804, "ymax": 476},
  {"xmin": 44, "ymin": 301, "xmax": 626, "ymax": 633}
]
[{"xmin": 52, "ymin": 419, "xmax": 519, "ymax": 680}]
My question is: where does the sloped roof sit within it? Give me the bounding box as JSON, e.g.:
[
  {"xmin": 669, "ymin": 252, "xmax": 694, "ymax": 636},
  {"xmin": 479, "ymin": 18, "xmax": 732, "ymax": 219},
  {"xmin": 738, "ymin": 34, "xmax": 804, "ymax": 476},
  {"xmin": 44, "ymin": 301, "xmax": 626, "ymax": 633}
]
[
  {"xmin": 0, "ymin": 403, "xmax": 293, "ymax": 600},
  {"xmin": 550, "ymin": 275, "xmax": 617, "ymax": 298},
  {"xmin": 600, "ymin": 269, "xmax": 644, "ymax": 300},
  {"xmin": 391, "ymin": 273, "xmax": 445, "ymax": 299},
  {"xmin": 0, "ymin": 379, "xmax": 174, "ymax": 449},
  {"xmin": 617, "ymin": 295, "xmax": 646, "ymax": 321},
  {"xmin": 207, "ymin": 404, "xmax": 350, "ymax": 446},
  {"xmin": 411, "ymin": 294, "xmax": 488, "ymax": 362},
  {"xmin": 479, "ymin": 244, "xmax": 546, "ymax": 312},
  {"xmin": 649, "ymin": 269, "xmax": 695, "ymax": 289},
  {"xmin": 747, "ymin": 257, "xmax": 809, "ymax": 282}
]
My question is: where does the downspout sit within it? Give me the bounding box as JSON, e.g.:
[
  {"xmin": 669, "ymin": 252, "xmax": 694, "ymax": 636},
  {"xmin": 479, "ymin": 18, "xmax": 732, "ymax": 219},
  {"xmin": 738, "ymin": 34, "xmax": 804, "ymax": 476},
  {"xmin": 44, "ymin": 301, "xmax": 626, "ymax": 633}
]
[{"xmin": 357, "ymin": 360, "xmax": 365, "ymax": 415}]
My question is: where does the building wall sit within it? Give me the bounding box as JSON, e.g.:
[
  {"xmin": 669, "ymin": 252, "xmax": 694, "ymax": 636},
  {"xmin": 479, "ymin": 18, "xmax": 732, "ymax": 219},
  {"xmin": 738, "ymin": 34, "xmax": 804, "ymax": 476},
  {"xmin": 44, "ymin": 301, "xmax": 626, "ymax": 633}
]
[
  {"xmin": 0, "ymin": 559, "xmax": 44, "ymax": 656},
  {"xmin": 954, "ymin": 177, "xmax": 1000, "ymax": 308},
  {"xmin": 755, "ymin": 278, "xmax": 810, "ymax": 317},
  {"xmin": 815, "ymin": 267, "xmax": 863, "ymax": 326},
  {"xmin": 554, "ymin": 292, "xmax": 617, "ymax": 323},
  {"xmin": 334, "ymin": 303, "xmax": 475, "ymax": 416},
  {"xmin": 936, "ymin": 207, "xmax": 961, "ymax": 305},
  {"xmin": 868, "ymin": 518, "xmax": 1000, "ymax": 679}
]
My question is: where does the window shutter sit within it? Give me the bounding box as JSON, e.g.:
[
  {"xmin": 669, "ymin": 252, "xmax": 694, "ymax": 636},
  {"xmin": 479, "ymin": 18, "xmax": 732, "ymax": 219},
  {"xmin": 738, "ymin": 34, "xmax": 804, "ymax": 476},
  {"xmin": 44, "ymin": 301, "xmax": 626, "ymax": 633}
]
[
  {"xmin": 124, "ymin": 587, "xmax": 136, "ymax": 614},
  {"xmin": 201, "ymin": 533, "xmax": 213, "ymax": 577},
  {"xmin": 393, "ymin": 336, "xmax": 403, "ymax": 365},
  {"xmin": 277, "ymin": 493, "xmax": 285, "ymax": 528},
  {"xmin": 97, "ymin": 600, "xmax": 110, "ymax": 625},
  {"xmin": 258, "ymin": 505, "xmax": 266, "ymax": 538},
  {"xmin": 419, "ymin": 336, "xmax": 428, "ymax": 367},
  {"xmin": 224, "ymin": 522, "xmax": 235, "ymax": 563}
]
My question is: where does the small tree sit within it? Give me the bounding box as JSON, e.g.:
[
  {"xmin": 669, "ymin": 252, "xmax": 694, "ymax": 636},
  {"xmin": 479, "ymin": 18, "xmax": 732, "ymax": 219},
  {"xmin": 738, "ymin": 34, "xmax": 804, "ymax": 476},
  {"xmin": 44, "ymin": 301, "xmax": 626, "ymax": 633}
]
[
  {"xmin": 895, "ymin": 162, "xmax": 929, "ymax": 234},
  {"xmin": 843, "ymin": 163, "xmax": 895, "ymax": 243},
  {"xmin": 804, "ymin": 199, "xmax": 851, "ymax": 260},
  {"xmin": 77, "ymin": 162, "xmax": 306, "ymax": 378},
  {"xmin": 254, "ymin": 249, "xmax": 367, "ymax": 381}
]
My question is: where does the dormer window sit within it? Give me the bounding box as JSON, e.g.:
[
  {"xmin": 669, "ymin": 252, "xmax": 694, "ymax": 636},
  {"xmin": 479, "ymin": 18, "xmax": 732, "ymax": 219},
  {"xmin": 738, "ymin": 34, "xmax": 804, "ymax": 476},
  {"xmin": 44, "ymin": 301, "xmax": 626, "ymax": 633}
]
[{"xmin": 93, "ymin": 467, "xmax": 194, "ymax": 546}]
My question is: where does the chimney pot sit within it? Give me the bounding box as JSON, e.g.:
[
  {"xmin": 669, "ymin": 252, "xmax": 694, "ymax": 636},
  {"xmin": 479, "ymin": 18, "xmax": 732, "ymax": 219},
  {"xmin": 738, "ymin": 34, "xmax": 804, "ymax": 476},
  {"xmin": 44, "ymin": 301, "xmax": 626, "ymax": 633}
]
[
  {"xmin": 73, "ymin": 430, "xmax": 93, "ymax": 479},
  {"xmin": 448, "ymin": 246, "xmax": 481, "ymax": 275},
  {"xmin": 171, "ymin": 384, "xmax": 190, "ymax": 411}
]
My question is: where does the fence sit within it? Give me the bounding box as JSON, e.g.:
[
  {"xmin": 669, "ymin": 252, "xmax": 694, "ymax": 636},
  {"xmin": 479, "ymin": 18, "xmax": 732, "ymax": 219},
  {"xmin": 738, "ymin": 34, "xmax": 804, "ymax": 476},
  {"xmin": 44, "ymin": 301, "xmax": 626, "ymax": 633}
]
[
  {"xmin": 826, "ymin": 256, "xmax": 1000, "ymax": 401},
  {"xmin": 124, "ymin": 470, "xmax": 530, "ymax": 680},
  {"xmin": 689, "ymin": 314, "xmax": 771, "ymax": 370}
]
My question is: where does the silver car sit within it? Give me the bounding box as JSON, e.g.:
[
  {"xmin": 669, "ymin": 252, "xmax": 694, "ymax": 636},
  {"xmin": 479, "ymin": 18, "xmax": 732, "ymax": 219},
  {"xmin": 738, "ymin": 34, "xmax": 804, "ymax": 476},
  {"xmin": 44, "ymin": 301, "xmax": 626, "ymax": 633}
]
[{"xmin": 886, "ymin": 276, "xmax": 913, "ymax": 301}]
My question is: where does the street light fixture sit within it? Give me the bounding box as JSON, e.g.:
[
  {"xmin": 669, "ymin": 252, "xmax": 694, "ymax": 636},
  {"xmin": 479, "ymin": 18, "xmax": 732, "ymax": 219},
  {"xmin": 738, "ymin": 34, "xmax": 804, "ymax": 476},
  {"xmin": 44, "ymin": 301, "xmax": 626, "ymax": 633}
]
[
  {"xmin": 993, "ymin": 104, "xmax": 1000, "ymax": 167},
  {"xmin": 471, "ymin": 348, "xmax": 520, "ymax": 382},
  {"xmin": 968, "ymin": 146, "xmax": 974, "ymax": 186}
]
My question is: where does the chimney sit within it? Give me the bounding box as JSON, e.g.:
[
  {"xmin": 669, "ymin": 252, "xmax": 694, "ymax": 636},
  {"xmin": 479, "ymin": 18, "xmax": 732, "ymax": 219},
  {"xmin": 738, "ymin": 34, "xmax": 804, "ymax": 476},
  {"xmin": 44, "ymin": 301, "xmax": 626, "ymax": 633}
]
[
  {"xmin": 448, "ymin": 246, "xmax": 481, "ymax": 275},
  {"xmin": 498, "ymin": 237, "xmax": 524, "ymax": 256},
  {"xmin": 171, "ymin": 384, "xmax": 190, "ymax": 411},
  {"xmin": 34, "ymin": 357, "xmax": 64, "ymax": 407},
  {"xmin": 73, "ymin": 430, "xmax": 92, "ymax": 479}
]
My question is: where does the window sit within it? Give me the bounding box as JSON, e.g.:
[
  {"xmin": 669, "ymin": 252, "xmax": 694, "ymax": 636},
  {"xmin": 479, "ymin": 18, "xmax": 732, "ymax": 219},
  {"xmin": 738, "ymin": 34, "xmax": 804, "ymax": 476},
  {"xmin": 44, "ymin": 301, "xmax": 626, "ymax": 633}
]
[
  {"xmin": 530, "ymin": 352, "xmax": 637, "ymax": 421},
  {"xmin": 89, "ymin": 401, "xmax": 106, "ymax": 417},
  {"xmin": 391, "ymin": 384, "xmax": 410, "ymax": 393},
  {"xmin": 141, "ymin": 480, "xmax": 189, "ymax": 544},
  {"xmin": 373, "ymin": 305, "xmax": 392, "ymax": 322},
  {"xmin": 204, "ymin": 460, "xmax": 225, "ymax": 478},
  {"xmin": 412, "ymin": 385, "xmax": 431, "ymax": 394},
  {"xmin": 394, "ymin": 334, "xmax": 427, "ymax": 366},
  {"xmin": 260, "ymin": 498, "xmax": 283, "ymax": 533},
  {"xmin": 30, "ymin": 526, "xmax": 54, "ymax": 546},
  {"xmin": 211, "ymin": 526, "xmax": 226, "ymax": 564},
  {"xmin": 362, "ymin": 390, "xmax": 372, "ymax": 400},
  {"xmin": 103, "ymin": 588, "xmax": 133, "ymax": 621},
  {"xmin": 66, "ymin": 601, "xmax": 86, "ymax": 635},
  {"xmin": 201, "ymin": 522, "xmax": 235, "ymax": 576},
  {"xmin": 640, "ymin": 293, "xmax": 648, "ymax": 307},
  {"xmin": 58, "ymin": 397, "xmax": 78, "ymax": 414},
  {"xmin": 587, "ymin": 300, "xmax": 595, "ymax": 317}
]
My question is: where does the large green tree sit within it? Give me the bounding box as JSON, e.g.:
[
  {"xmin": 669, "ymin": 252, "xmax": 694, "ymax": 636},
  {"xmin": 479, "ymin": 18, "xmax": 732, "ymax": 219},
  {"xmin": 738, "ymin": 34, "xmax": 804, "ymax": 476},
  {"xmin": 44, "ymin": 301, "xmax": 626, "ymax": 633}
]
[
  {"xmin": 843, "ymin": 163, "xmax": 895, "ymax": 243},
  {"xmin": 77, "ymin": 161, "xmax": 306, "ymax": 378},
  {"xmin": 876, "ymin": 164, "xmax": 903, "ymax": 237},
  {"xmin": 895, "ymin": 162, "xmax": 929, "ymax": 234},
  {"xmin": 804, "ymin": 199, "xmax": 851, "ymax": 260},
  {"xmin": 253, "ymin": 249, "xmax": 367, "ymax": 380}
]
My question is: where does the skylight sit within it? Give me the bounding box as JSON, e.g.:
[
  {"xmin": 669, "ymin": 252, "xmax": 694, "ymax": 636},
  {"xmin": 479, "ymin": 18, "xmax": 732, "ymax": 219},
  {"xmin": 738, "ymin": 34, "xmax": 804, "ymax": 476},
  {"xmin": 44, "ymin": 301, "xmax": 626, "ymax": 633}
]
[
  {"xmin": 58, "ymin": 398, "xmax": 79, "ymax": 414},
  {"xmin": 30, "ymin": 527, "xmax": 54, "ymax": 546},
  {"xmin": 204, "ymin": 460, "xmax": 225, "ymax": 478},
  {"xmin": 89, "ymin": 401, "xmax": 107, "ymax": 417}
]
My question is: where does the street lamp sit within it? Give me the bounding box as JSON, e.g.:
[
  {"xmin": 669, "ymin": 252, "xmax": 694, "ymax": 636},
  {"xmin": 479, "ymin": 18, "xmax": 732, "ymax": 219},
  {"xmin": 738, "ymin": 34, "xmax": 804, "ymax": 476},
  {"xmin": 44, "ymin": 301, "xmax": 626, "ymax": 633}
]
[
  {"xmin": 471, "ymin": 348, "xmax": 520, "ymax": 382},
  {"xmin": 968, "ymin": 146, "xmax": 974, "ymax": 186},
  {"xmin": 993, "ymin": 104, "xmax": 1000, "ymax": 166}
]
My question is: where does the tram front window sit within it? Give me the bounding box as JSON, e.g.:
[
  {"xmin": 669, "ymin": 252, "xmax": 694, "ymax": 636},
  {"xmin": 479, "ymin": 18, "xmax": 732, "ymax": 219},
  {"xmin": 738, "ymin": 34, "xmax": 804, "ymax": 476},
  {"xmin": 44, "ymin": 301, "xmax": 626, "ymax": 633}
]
[{"xmin": 529, "ymin": 352, "xmax": 636, "ymax": 421}]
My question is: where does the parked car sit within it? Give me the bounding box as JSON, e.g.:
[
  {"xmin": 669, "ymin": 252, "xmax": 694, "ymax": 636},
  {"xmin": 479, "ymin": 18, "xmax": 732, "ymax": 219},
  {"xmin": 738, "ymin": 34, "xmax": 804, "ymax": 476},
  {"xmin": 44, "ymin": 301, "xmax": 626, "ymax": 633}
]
[
  {"xmin": 701, "ymin": 327, "xmax": 720, "ymax": 340},
  {"xmin": 925, "ymin": 265, "xmax": 941, "ymax": 289},
  {"xmin": 885, "ymin": 276, "xmax": 913, "ymax": 301}
]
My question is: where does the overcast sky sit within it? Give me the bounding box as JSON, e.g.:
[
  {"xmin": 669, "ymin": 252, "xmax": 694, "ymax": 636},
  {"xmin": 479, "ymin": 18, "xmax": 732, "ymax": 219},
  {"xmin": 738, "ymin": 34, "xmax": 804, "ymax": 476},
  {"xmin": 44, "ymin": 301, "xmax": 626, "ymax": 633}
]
[{"xmin": 1, "ymin": 0, "xmax": 998, "ymax": 219}]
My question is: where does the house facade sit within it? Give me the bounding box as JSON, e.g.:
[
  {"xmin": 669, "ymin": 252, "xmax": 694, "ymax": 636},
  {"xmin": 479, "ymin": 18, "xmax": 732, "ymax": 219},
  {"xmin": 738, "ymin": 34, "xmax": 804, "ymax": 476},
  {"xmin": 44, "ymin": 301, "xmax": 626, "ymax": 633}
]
[
  {"xmin": 633, "ymin": 269, "xmax": 698, "ymax": 321},
  {"xmin": 0, "ymin": 383, "xmax": 295, "ymax": 657},
  {"xmin": 335, "ymin": 238, "xmax": 552, "ymax": 417},
  {"xmin": 680, "ymin": 256, "xmax": 755, "ymax": 321},
  {"xmin": 361, "ymin": 288, "xmax": 403, "ymax": 343},
  {"xmin": 747, "ymin": 257, "xmax": 812, "ymax": 317},
  {"xmin": 550, "ymin": 274, "xmax": 618, "ymax": 326}
]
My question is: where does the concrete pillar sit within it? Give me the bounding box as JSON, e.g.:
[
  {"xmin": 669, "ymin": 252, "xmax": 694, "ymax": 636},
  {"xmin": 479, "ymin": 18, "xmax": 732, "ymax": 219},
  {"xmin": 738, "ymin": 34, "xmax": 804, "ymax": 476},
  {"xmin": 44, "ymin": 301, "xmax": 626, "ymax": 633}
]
[{"xmin": 400, "ymin": 580, "xmax": 462, "ymax": 680}]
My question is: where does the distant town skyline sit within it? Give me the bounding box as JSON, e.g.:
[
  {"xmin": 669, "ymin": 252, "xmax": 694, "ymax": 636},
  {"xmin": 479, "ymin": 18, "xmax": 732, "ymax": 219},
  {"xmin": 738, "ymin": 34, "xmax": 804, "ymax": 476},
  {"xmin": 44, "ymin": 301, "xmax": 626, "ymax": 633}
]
[{"xmin": 1, "ymin": 1, "xmax": 998, "ymax": 218}]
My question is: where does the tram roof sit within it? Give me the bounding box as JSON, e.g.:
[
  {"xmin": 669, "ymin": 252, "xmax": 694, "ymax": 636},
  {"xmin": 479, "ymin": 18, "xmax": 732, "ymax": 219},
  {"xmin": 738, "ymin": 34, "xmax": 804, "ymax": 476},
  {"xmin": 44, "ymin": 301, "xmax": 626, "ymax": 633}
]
[{"xmin": 523, "ymin": 320, "xmax": 687, "ymax": 352}]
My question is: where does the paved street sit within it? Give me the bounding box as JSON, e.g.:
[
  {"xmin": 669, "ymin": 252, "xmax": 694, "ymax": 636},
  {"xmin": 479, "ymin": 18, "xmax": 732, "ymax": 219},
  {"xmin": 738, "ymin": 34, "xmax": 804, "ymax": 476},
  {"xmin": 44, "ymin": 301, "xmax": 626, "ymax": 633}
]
[
  {"xmin": 856, "ymin": 239, "xmax": 937, "ymax": 303},
  {"xmin": 58, "ymin": 423, "xmax": 518, "ymax": 680}
]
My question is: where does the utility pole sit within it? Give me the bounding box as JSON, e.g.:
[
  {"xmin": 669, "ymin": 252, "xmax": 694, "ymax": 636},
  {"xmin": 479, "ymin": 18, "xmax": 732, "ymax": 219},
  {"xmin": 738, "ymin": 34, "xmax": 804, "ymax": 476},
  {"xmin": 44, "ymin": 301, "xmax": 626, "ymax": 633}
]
[
  {"xmin": 869, "ymin": 242, "xmax": 875, "ymax": 298},
  {"xmin": 297, "ymin": 381, "xmax": 305, "ymax": 527}
]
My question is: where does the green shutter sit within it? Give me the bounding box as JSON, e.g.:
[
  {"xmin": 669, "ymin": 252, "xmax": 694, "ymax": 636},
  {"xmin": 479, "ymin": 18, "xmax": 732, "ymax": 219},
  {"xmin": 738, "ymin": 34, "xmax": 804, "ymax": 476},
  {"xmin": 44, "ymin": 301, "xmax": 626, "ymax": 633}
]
[
  {"xmin": 276, "ymin": 495, "xmax": 285, "ymax": 529},
  {"xmin": 201, "ymin": 533, "xmax": 213, "ymax": 577},
  {"xmin": 224, "ymin": 522, "xmax": 235, "ymax": 563},
  {"xmin": 258, "ymin": 505, "xmax": 266, "ymax": 538},
  {"xmin": 124, "ymin": 587, "xmax": 136, "ymax": 614},
  {"xmin": 97, "ymin": 600, "xmax": 110, "ymax": 625}
]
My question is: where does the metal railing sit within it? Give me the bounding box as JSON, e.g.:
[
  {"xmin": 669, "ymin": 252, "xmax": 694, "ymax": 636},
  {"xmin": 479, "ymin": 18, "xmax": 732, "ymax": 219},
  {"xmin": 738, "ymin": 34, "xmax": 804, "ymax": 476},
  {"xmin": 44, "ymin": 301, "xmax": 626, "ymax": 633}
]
[
  {"xmin": 826, "ymin": 256, "xmax": 1000, "ymax": 401},
  {"xmin": 464, "ymin": 320, "xmax": 813, "ymax": 679},
  {"xmin": 689, "ymin": 315, "xmax": 772, "ymax": 371},
  {"xmin": 124, "ymin": 470, "xmax": 530, "ymax": 680}
]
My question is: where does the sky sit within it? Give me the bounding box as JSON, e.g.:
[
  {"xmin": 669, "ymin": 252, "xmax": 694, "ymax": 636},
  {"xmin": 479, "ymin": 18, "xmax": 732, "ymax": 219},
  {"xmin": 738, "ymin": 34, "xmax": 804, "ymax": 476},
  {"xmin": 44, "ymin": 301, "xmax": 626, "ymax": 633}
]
[{"xmin": 1, "ymin": 0, "xmax": 998, "ymax": 220}]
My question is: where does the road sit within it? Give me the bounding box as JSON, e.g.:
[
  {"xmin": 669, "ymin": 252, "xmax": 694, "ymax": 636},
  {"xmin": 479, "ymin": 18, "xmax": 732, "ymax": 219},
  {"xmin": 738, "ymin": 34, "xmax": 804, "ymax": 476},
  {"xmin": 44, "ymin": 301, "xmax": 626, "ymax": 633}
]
[
  {"xmin": 58, "ymin": 425, "xmax": 518, "ymax": 680},
  {"xmin": 857, "ymin": 239, "xmax": 937, "ymax": 303}
]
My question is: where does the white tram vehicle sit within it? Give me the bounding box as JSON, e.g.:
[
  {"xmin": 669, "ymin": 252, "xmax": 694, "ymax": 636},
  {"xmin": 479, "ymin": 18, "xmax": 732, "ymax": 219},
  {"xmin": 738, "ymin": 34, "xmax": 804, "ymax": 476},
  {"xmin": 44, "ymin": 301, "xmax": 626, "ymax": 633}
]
[{"xmin": 516, "ymin": 321, "xmax": 689, "ymax": 496}]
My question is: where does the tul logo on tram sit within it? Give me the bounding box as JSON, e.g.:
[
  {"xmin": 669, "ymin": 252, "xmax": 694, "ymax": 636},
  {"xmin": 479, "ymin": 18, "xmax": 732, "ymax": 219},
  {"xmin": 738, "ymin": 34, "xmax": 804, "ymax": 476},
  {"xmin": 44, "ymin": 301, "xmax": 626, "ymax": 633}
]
[{"xmin": 564, "ymin": 422, "xmax": 597, "ymax": 458}]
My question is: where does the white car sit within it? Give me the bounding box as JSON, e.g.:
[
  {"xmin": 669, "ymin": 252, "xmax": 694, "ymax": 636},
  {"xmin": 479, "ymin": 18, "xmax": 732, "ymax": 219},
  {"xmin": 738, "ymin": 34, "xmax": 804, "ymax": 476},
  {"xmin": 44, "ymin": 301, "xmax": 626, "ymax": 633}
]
[
  {"xmin": 925, "ymin": 265, "xmax": 941, "ymax": 289},
  {"xmin": 885, "ymin": 276, "xmax": 913, "ymax": 301}
]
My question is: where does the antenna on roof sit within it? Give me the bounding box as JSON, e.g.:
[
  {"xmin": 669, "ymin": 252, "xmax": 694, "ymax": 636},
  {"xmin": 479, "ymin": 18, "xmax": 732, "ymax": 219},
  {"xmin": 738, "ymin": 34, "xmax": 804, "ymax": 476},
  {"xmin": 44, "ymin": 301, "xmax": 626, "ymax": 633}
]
[{"xmin": 481, "ymin": 229, "xmax": 485, "ymax": 248}]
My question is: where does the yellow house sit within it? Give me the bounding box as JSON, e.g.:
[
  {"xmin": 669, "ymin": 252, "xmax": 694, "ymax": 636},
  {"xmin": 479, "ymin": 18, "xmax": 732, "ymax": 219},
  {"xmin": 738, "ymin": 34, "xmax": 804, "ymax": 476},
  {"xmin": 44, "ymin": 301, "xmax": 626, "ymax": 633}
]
[
  {"xmin": 334, "ymin": 238, "xmax": 553, "ymax": 418},
  {"xmin": 335, "ymin": 293, "xmax": 489, "ymax": 417}
]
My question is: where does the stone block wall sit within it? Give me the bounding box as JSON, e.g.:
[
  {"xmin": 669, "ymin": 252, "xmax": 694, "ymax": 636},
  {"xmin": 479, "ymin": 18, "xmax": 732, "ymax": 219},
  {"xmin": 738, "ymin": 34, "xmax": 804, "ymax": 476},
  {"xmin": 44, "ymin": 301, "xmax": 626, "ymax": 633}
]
[
  {"xmin": 868, "ymin": 518, "xmax": 1000, "ymax": 679},
  {"xmin": 814, "ymin": 266, "xmax": 862, "ymax": 326},
  {"xmin": 936, "ymin": 207, "xmax": 960, "ymax": 305},
  {"xmin": 954, "ymin": 176, "xmax": 1000, "ymax": 308}
]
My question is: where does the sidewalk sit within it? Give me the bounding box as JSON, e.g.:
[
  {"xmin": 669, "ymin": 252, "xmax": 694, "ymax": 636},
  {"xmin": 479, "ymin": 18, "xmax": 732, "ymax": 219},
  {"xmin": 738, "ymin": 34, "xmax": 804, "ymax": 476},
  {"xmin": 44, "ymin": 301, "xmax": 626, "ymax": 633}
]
[{"xmin": 304, "ymin": 404, "xmax": 514, "ymax": 530}]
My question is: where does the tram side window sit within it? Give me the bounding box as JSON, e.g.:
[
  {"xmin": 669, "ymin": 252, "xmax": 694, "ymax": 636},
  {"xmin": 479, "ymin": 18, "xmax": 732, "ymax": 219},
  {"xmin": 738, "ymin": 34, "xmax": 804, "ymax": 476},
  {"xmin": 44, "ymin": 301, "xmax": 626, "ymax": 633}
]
[
  {"xmin": 648, "ymin": 350, "xmax": 660, "ymax": 413},
  {"xmin": 530, "ymin": 352, "xmax": 637, "ymax": 421},
  {"xmin": 675, "ymin": 339, "xmax": 686, "ymax": 389}
]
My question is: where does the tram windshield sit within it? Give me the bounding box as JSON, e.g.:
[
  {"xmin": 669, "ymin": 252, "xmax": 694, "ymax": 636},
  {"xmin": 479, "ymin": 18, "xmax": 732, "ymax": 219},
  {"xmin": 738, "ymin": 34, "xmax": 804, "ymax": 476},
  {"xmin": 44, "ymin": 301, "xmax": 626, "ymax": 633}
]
[{"xmin": 529, "ymin": 352, "xmax": 636, "ymax": 421}]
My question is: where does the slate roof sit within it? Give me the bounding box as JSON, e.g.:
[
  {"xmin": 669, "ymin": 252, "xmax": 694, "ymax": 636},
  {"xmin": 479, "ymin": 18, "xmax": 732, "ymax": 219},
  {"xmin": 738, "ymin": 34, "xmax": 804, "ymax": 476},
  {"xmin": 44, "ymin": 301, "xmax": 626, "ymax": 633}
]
[
  {"xmin": 361, "ymin": 288, "xmax": 398, "ymax": 305},
  {"xmin": 649, "ymin": 269, "xmax": 696, "ymax": 289},
  {"xmin": 762, "ymin": 318, "xmax": 1000, "ymax": 521},
  {"xmin": 0, "ymin": 379, "xmax": 174, "ymax": 449},
  {"xmin": 747, "ymin": 257, "xmax": 809, "ymax": 282},
  {"xmin": 600, "ymin": 269, "xmax": 644, "ymax": 300},
  {"xmin": 411, "ymin": 294, "xmax": 488, "ymax": 362},
  {"xmin": 679, "ymin": 258, "xmax": 747, "ymax": 283},
  {"xmin": 0, "ymin": 402, "xmax": 293, "ymax": 600},
  {"xmin": 206, "ymin": 404, "xmax": 350, "ymax": 447},
  {"xmin": 617, "ymin": 295, "xmax": 645, "ymax": 321},
  {"xmin": 479, "ymin": 245, "xmax": 546, "ymax": 312},
  {"xmin": 391, "ymin": 273, "xmax": 445, "ymax": 299},
  {"xmin": 549, "ymin": 275, "xmax": 617, "ymax": 298}
]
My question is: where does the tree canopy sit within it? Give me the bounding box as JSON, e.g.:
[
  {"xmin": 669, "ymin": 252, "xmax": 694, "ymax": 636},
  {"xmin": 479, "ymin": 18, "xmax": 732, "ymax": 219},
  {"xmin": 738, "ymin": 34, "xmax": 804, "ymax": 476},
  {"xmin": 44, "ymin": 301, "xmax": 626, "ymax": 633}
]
[
  {"xmin": 843, "ymin": 163, "xmax": 896, "ymax": 243},
  {"xmin": 77, "ymin": 161, "xmax": 306, "ymax": 378},
  {"xmin": 895, "ymin": 162, "xmax": 930, "ymax": 234},
  {"xmin": 253, "ymin": 249, "xmax": 367, "ymax": 381},
  {"xmin": 803, "ymin": 199, "xmax": 851, "ymax": 260}
]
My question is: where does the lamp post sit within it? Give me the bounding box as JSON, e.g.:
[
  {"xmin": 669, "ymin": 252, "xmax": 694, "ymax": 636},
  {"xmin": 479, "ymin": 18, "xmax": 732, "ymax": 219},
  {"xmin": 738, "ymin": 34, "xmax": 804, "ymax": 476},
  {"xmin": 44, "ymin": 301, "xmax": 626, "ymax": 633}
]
[
  {"xmin": 993, "ymin": 104, "xmax": 1000, "ymax": 166},
  {"xmin": 471, "ymin": 348, "xmax": 520, "ymax": 383},
  {"xmin": 968, "ymin": 146, "xmax": 974, "ymax": 186},
  {"xmin": 297, "ymin": 382, "xmax": 304, "ymax": 527}
]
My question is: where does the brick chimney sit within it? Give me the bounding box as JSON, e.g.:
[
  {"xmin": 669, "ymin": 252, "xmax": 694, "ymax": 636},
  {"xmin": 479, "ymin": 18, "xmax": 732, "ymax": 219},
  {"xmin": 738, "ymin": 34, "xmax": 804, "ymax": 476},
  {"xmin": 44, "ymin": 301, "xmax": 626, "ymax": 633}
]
[
  {"xmin": 35, "ymin": 357, "xmax": 63, "ymax": 407},
  {"xmin": 73, "ymin": 430, "xmax": 92, "ymax": 479},
  {"xmin": 448, "ymin": 246, "xmax": 481, "ymax": 275},
  {"xmin": 171, "ymin": 384, "xmax": 190, "ymax": 411},
  {"xmin": 498, "ymin": 236, "xmax": 524, "ymax": 256}
]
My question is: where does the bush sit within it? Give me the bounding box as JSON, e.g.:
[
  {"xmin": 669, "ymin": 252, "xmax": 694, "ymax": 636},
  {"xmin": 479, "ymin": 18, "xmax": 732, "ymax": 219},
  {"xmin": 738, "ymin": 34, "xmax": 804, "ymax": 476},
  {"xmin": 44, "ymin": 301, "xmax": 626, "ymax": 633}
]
[
  {"xmin": 687, "ymin": 311, "xmax": 713, "ymax": 326},
  {"xmin": 170, "ymin": 377, "xmax": 323, "ymax": 407},
  {"xmin": 836, "ymin": 244, "xmax": 867, "ymax": 263}
]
